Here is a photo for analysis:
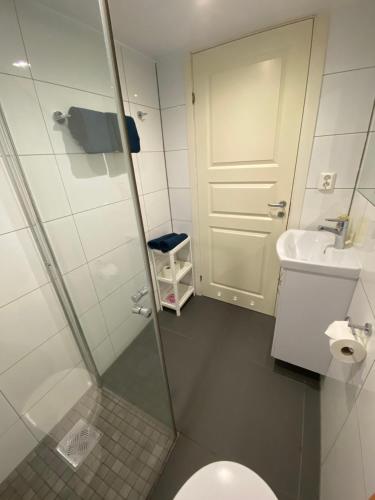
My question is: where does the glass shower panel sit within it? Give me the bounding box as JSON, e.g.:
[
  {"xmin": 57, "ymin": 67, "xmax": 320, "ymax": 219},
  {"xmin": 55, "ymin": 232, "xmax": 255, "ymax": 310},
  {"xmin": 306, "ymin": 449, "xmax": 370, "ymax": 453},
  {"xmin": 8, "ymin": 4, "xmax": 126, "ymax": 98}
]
[
  {"xmin": 0, "ymin": 0, "xmax": 175, "ymax": 494},
  {"xmin": 22, "ymin": 0, "xmax": 172, "ymax": 427}
]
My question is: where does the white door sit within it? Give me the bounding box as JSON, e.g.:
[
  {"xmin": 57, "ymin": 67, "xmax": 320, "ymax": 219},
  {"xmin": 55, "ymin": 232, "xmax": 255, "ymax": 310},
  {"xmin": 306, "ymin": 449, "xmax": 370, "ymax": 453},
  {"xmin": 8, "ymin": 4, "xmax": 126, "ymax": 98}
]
[{"xmin": 193, "ymin": 20, "xmax": 313, "ymax": 315}]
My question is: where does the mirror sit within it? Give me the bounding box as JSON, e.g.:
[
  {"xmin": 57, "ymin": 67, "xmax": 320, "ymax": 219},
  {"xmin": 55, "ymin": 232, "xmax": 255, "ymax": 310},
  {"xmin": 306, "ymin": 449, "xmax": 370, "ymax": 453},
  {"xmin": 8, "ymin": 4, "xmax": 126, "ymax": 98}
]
[{"xmin": 356, "ymin": 104, "xmax": 375, "ymax": 205}]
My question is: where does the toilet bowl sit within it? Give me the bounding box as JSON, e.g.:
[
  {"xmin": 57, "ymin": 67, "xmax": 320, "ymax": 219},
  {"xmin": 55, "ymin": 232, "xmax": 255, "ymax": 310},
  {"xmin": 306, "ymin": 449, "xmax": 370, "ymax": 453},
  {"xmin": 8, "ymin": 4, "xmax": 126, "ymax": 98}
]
[{"xmin": 174, "ymin": 461, "xmax": 278, "ymax": 499}]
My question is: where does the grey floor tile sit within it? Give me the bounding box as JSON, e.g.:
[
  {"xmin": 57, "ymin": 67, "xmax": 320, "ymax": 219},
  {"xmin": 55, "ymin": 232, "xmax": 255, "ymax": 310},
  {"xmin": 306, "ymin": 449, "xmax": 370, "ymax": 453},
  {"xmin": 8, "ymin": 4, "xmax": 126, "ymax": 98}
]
[
  {"xmin": 148, "ymin": 434, "xmax": 217, "ymax": 500},
  {"xmin": 158, "ymin": 296, "xmax": 320, "ymax": 500},
  {"xmin": 179, "ymin": 356, "xmax": 305, "ymax": 498},
  {"xmin": 102, "ymin": 323, "xmax": 174, "ymax": 428}
]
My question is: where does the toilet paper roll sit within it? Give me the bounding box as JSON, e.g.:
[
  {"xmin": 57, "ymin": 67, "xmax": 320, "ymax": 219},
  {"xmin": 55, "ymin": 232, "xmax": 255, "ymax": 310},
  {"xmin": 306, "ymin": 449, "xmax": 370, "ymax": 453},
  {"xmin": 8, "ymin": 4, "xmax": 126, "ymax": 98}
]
[
  {"xmin": 329, "ymin": 337, "xmax": 367, "ymax": 364},
  {"xmin": 162, "ymin": 261, "xmax": 180, "ymax": 279}
]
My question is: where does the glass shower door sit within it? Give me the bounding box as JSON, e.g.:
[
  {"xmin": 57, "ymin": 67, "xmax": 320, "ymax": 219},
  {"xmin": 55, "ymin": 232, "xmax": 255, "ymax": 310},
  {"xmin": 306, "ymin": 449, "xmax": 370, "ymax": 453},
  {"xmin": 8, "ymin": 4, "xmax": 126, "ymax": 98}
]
[{"xmin": 0, "ymin": 0, "xmax": 175, "ymax": 445}]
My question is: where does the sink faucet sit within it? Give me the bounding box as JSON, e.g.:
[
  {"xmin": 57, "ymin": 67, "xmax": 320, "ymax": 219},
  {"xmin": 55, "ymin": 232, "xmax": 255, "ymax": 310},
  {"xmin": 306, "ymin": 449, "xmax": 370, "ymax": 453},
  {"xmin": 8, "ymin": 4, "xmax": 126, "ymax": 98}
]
[{"xmin": 318, "ymin": 217, "xmax": 349, "ymax": 249}]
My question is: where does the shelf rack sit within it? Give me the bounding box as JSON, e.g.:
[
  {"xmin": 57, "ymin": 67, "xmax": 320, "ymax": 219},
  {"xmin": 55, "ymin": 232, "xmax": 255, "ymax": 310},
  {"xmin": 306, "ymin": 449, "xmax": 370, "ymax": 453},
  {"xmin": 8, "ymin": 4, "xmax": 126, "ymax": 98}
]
[{"xmin": 149, "ymin": 236, "xmax": 195, "ymax": 316}]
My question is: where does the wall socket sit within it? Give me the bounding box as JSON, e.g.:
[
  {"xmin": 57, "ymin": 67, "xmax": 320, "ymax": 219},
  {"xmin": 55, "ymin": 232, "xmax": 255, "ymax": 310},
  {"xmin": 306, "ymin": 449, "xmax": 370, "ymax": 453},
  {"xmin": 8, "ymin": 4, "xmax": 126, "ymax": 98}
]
[{"xmin": 319, "ymin": 172, "xmax": 336, "ymax": 191}]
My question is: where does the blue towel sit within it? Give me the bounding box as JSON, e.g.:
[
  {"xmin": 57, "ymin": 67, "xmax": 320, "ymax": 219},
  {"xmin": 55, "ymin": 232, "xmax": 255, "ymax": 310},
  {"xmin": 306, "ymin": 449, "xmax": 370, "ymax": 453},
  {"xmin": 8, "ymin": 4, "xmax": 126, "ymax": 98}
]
[
  {"xmin": 68, "ymin": 107, "xmax": 140, "ymax": 154},
  {"xmin": 148, "ymin": 233, "xmax": 188, "ymax": 253}
]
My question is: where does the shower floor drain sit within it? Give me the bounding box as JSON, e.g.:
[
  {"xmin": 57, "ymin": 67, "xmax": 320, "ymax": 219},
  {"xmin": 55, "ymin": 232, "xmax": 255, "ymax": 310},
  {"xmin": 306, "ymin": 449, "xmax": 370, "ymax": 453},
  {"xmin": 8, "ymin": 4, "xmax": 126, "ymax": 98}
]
[{"xmin": 56, "ymin": 419, "xmax": 102, "ymax": 469}]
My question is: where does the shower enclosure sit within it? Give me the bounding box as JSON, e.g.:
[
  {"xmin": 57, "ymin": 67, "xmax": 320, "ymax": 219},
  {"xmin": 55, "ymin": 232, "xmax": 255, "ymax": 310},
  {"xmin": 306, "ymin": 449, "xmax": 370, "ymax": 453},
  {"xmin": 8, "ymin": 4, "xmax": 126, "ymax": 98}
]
[{"xmin": 0, "ymin": 0, "xmax": 175, "ymax": 496}]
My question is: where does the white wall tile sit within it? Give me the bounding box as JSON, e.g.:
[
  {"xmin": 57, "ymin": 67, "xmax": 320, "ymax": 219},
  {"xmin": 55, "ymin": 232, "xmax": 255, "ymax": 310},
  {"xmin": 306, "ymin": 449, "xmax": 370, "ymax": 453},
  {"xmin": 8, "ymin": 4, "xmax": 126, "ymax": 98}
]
[
  {"xmin": 93, "ymin": 338, "xmax": 115, "ymax": 375},
  {"xmin": 357, "ymin": 363, "xmax": 375, "ymax": 498},
  {"xmin": 161, "ymin": 106, "xmax": 187, "ymax": 151},
  {"xmin": 63, "ymin": 264, "xmax": 98, "ymax": 315},
  {"xmin": 0, "ymin": 229, "xmax": 48, "ymax": 307},
  {"xmin": 89, "ymin": 239, "xmax": 144, "ymax": 300},
  {"xmin": 21, "ymin": 155, "xmax": 71, "ymax": 222},
  {"xmin": 122, "ymin": 46, "xmax": 159, "ymax": 108},
  {"xmin": 138, "ymin": 194, "xmax": 149, "ymax": 232},
  {"xmin": 130, "ymin": 104, "xmax": 163, "ymax": 152},
  {"xmin": 0, "ymin": 392, "xmax": 18, "ymax": 437},
  {"xmin": 325, "ymin": 0, "xmax": 375, "ymax": 74},
  {"xmin": 148, "ymin": 221, "xmax": 173, "ymax": 240},
  {"xmin": 0, "ymin": 284, "xmax": 66, "ymax": 375},
  {"xmin": 165, "ymin": 149, "xmax": 190, "ymax": 188},
  {"xmin": 358, "ymin": 132, "xmax": 375, "ymax": 189},
  {"xmin": 349, "ymin": 192, "xmax": 368, "ymax": 244},
  {"xmin": 315, "ymin": 68, "xmax": 375, "ymax": 136},
  {"xmin": 16, "ymin": 0, "xmax": 112, "ymax": 96},
  {"xmin": 0, "ymin": 326, "xmax": 81, "ymax": 415},
  {"xmin": 320, "ymin": 374, "xmax": 357, "ymax": 462},
  {"xmin": 74, "ymin": 201, "xmax": 136, "ymax": 261},
  {"xmin": 144, "ymin": 189, "xmax": 171, "ymax": 230},
  {"xmin": 79, "ymin": 304, "xmax": 107, "ymax": 351},
  {"xmin": 0, "ymin": 74, "xmax": 52, "ymax": 155},
  {"xmin": 138, "ymin": 152, "xmax": 167, "ymax": 194},
  {"xmin": 115, "ymin": 43, "xmax": 128, "ymax": 101},
  {"xmin": 169, "ymin": 188, "xmax": 192, "ymax": 221},
  {"xmin": 321, "ymin": 280, "xmax": 375, "ymax": 460},
  {"xmin": 23, "ymin": 365, "xmax": 92, "ymax": 442},
  {"xmin": 356, "ymin": 201, "xmax": 375, "ymax": 313},
  {"xmin": 100, "ymin": 279, "xmax": 134, "ymax": 333},
  {"xmin": 157, "ymin": 53, "xmax": 187, "ymax": 108},
  {"xmin": 0, "ymin": 158, "xmax": 26, "ymax": 235},
  {"xmin": 35, "ymin": 81, "xmax": 116, "ymax": 154},
  {"xmin": 131, "ymin": 153, "xmax": 142, "ymax": 194},
  {"xmin": 0, "ymin": 420, "xmax": 37, "ymax": 484},
  {"xmin": 307, "ymin": 134, "xmax": 367, "ymax": 189},
  {"xmin": 299, "ymin": 189, "xmax": 352, "ymax": 230},
  {"xmin": 0, "ymin": 0, "xmax": 31, "ymax": 78},
  {"xmin": 44, "ymin": 216, "xmax": 85, "ymax": 274},
  {"xmin": 56, "ymin": 153, "xmax": 131, "ymax": 213},
  {"xmin": 172, "ymin": 220, "xmax": 192, "ymax": 236},
  {"xmin": 320, "ymin": 407, "xmax": 366, "ymax": 500},
  {"xmin": 110, "ymin": 314, "xmax": 149, "ymax": 357}
]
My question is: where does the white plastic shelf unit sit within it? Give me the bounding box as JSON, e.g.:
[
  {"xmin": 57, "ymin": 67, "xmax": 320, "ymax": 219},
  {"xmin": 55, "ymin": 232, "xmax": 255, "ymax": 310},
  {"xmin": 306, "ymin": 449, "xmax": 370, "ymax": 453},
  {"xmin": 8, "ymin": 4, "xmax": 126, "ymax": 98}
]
[{"xmin": 149, "ymin": 236, "xmax": 195, "ymax": 316}]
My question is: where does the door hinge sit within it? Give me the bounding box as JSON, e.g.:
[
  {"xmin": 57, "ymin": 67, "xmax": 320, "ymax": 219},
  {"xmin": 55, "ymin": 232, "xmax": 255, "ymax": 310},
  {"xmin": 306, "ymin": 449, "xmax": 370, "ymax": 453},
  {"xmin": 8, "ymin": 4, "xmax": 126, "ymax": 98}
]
[
  {"xmin": 192, "ymin": 92, "xmax": 196, "ymax": 105},
  {"xmin": 200, "ymin": 275, "xmax": 202, "ymax": 282}
]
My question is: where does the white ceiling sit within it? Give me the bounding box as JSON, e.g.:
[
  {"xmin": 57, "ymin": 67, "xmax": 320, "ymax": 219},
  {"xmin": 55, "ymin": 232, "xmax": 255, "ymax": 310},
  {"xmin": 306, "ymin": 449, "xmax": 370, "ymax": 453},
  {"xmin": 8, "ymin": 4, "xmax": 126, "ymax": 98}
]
[
  {"xmin": 37, "ymin": 0, "xmax": 359, "ymax": 58},
  {"xmin": 108, "ymin": 0, "xmax": 358, "ymax": 58}
]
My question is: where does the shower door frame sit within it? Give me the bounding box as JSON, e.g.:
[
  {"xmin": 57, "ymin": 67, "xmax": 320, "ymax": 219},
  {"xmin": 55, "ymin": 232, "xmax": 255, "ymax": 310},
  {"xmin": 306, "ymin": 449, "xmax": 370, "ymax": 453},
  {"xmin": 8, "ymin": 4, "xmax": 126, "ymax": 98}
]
[{"xmin": 98, "ymin": 0, "xmax": 177, "ymax": 435}]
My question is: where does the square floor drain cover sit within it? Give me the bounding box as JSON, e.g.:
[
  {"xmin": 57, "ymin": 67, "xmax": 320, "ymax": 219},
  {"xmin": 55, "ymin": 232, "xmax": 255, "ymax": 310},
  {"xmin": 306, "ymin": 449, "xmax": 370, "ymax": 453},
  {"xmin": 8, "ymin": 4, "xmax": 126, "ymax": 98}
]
[{"xmin": 56, "ymin": 418, "xmax": 102, "ymax": 469}]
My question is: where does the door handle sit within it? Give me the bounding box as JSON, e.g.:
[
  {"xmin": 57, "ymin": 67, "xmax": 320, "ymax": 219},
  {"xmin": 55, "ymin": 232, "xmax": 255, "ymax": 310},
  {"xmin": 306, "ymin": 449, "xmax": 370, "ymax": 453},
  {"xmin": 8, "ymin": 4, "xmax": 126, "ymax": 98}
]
[{"xmin": 268, "ymin": 200, "xmax": 287, "ymax": 208}]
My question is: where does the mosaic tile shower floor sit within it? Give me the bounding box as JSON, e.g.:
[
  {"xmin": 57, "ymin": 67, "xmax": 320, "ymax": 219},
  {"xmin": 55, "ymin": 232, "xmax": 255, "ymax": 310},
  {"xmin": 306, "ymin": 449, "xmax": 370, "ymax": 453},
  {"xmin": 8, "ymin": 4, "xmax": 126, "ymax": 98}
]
[{"xmin": 0, "ymin": 387, "xmax": 174, "ymax": 500}]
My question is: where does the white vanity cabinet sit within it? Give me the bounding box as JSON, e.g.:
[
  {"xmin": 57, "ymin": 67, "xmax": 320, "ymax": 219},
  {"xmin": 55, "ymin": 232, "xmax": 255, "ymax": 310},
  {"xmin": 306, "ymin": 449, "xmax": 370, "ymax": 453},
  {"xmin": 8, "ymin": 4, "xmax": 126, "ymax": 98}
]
[{"xmin": 271, "ymin": 268, "xmax": 358, "ymax": 375}]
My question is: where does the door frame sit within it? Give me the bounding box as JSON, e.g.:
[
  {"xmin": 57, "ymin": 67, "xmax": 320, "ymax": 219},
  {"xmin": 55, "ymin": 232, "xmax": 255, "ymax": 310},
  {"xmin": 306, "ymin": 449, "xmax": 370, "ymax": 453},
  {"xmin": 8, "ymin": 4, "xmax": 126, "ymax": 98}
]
[{"xmin": 185, "ymin": 15, "xmax": 329, "ymax": 297}]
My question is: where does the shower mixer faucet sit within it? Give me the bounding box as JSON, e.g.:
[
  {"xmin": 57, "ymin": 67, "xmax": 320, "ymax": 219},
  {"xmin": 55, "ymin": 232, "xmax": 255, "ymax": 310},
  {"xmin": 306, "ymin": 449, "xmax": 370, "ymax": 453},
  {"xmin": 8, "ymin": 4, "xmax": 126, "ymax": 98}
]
[{"xmin": 131, "ymin": 286, "xmax": 148, "ymax": 303}]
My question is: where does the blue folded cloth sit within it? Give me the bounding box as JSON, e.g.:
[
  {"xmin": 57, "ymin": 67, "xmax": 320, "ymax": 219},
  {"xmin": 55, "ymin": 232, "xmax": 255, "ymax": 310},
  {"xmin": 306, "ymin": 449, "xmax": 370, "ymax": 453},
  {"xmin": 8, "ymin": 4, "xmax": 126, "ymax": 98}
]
[
  {"xmin": 68, "ymin": 107, "xmax": 140, "ymax": 154},
  {"xmin": 148, "ymin": 233, "xmax": 188, "ymax": 253}
]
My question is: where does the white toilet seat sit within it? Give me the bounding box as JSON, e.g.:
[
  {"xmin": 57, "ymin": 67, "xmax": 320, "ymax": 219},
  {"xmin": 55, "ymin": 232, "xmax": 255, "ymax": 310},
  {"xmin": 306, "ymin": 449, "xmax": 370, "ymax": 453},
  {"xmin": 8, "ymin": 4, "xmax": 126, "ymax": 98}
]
[{"xmin": 174, "ymin": 461, "xmax": 278, "ymax": 499}]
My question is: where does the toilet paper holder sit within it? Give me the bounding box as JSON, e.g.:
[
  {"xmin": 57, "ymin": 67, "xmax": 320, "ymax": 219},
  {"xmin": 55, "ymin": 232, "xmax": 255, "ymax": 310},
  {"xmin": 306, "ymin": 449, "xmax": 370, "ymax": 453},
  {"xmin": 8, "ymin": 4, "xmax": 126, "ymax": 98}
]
[{"xmin": 345, "ymin": 316, "xmax": 373, "ymax": 338}]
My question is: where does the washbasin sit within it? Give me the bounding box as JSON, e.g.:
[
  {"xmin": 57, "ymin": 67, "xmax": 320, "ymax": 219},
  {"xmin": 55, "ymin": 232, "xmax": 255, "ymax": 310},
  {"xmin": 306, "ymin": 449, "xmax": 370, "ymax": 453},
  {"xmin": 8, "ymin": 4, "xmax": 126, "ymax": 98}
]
[{"xmin": 276, "ymin": 229, "xmax": 361, "ymax": 279}]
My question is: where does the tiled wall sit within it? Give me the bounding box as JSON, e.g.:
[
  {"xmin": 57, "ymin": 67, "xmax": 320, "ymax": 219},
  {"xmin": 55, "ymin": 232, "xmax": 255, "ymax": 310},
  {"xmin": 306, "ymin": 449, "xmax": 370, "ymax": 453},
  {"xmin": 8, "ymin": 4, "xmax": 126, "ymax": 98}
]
[
  {"xmin": 0, "ymin": 0, "xmax": 171, "ymax": 481},
  {"xmin": 320, "ymin": 187, "xmax": 375, "ymax": 500},
  {"xmin": 299, "ymin": 2, "xmax": 375, "ymax": 229},
  {"xmin": 317, "ymin": 2, "xmax": 375, "ymax": 498},
  {"xmin": 157, "ymin": 54, "xmax": 193, "ymax": 236}
]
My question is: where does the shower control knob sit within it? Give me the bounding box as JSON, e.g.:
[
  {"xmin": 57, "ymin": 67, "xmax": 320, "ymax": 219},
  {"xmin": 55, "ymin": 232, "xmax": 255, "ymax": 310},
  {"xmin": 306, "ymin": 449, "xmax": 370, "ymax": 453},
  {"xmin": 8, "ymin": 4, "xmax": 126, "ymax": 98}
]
[
  {"xmin": 131, "ymin": 286, "xmax": 148, "ymax": 303},
  {"xmin": 132, "ymin": 305, "xmax": 152, "ymax": 318}
]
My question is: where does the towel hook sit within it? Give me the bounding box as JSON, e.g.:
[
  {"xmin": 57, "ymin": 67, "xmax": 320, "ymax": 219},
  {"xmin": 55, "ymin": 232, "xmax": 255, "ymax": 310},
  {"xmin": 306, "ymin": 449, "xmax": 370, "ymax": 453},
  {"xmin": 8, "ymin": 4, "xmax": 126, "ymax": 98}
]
[
  {"xmin": 137, "ymin": 110, "xmax": 148, "ymax": 121},
  {"xmin": 53, "ymin": 111, "xmax": 71, "ymax": 124}
]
